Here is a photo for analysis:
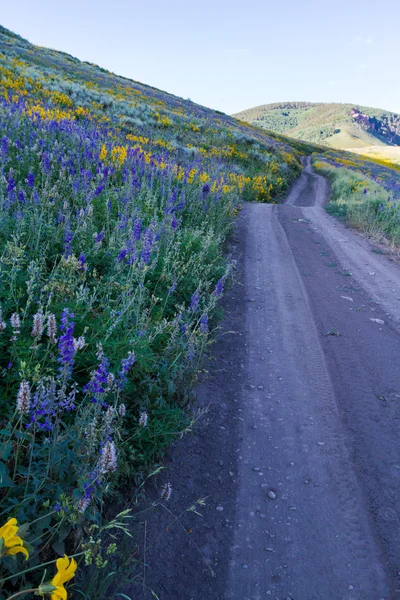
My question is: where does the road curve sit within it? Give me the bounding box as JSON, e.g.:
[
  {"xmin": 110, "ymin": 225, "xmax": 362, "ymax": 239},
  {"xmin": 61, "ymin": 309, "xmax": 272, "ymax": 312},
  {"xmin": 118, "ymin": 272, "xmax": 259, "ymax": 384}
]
[{"xmin": 139, "ymin": 162, "xmax": 400, "ymax": 600}]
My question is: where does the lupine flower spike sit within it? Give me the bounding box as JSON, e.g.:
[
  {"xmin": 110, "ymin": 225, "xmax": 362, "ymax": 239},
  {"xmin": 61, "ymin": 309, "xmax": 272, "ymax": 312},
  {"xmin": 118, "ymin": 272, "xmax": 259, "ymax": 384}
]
[
  {"xmin": 161, "ymin": 482, "xmax": 172, "ymax": 502},
  {"xmin": 16, "ymin": 380, "xmax": 31, "ymax": 414}
]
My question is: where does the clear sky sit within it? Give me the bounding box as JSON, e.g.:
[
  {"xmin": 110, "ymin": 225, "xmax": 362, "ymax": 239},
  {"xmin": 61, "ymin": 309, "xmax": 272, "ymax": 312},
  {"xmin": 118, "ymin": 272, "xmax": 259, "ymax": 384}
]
[{"xmin": 2, "ymin": 0, "xmax": 400, "ymax": 115}]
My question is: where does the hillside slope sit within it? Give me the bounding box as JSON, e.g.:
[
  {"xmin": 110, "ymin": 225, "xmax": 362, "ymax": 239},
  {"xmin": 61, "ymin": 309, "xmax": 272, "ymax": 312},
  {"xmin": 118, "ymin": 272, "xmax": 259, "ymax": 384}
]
[
  {"xmin": 234, "ymin": 101, "xmax": 400, "ymax": 149},
  {"xmin": 0, "ymin": 23, "xmax": 315, "ymax": 597}
]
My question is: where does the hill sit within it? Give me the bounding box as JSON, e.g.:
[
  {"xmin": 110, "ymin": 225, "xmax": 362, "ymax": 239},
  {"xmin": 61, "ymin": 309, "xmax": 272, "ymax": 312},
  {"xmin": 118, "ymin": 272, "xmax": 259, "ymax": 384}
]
[
  {"xmin": 233, "ymin": 101, "xmax": 400, "ymax": 150},
  {"xmin": 0, "ymin": 23, "xmax": 312, "ymax": 598}
]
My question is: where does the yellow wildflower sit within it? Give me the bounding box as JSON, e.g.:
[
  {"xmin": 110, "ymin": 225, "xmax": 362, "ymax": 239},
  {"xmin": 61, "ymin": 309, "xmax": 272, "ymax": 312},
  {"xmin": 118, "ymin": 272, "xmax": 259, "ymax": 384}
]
[
  {"xmin": 50, "ymin": 555, "xmax": 77, "ymax": 600},
  {"xmin": 0, "ymin": 518, "xmax": 29, "ymax": 560},
  {"xmin": 99, "ymin": 144, "xmax": 108, "ymax": 162}
]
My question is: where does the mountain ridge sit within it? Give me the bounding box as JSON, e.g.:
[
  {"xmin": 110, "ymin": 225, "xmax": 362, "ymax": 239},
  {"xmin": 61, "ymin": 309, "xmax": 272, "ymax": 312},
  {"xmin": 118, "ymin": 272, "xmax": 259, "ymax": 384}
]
[{"xmin": 233, "ymin": 101, "xmax": 400, "ymax": 149}]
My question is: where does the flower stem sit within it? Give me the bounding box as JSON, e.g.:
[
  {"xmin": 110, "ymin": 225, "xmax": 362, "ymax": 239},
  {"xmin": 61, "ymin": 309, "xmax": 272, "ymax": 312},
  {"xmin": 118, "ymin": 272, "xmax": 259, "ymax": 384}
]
[
  {"xmin": 0, "ymin": 551, "xmax": 84, "ymax": 584},
  {"xmin": 6, "ymin": 589, "xmax": 38, "ymax": 600}
]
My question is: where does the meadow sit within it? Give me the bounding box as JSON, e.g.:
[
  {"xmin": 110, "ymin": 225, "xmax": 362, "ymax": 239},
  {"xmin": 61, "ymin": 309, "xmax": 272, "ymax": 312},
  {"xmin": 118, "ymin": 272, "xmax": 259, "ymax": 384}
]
[
  {"xmin": 1, "ymin": 22, "xmax": 400, "ymax": 600},
  {"xmin": 0, "ymin": 25, "xmax": 303, "ymax": 599},
  {"xmin": 313, "ymin": 150, "xmax": 400, "ymax": 245}
]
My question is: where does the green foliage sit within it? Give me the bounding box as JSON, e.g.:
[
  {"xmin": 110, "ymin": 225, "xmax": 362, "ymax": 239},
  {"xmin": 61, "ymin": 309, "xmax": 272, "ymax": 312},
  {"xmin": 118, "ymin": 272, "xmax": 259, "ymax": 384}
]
[
  {"xmin": 0, "ymin": 22, "xmax": 305, "ymax": 599},
  {"xmin": 235, "ymin": 102, "xmax": 400, "ymax": 149},
  {"xmin": 313, "ymin": 158, "xmax": 400, "ymax": 245}
]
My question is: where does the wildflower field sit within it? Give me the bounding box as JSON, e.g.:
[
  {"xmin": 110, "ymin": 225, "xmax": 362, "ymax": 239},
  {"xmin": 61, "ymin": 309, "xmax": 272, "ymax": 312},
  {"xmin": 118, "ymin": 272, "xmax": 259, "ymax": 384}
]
[
  {"xmin": 0, "ymin": 25, "xmax": 305, "ymax": 598},
  {"xmin": 313, "ymin": 150, "xmax": 400, "ymax": 244}
]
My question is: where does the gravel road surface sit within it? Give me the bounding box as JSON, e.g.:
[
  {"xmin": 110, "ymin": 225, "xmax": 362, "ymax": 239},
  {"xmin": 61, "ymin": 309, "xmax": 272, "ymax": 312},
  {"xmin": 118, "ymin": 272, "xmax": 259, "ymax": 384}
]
[{"xmin": 138, "ymin": 161, "xmax": 400, "ymax": 600}]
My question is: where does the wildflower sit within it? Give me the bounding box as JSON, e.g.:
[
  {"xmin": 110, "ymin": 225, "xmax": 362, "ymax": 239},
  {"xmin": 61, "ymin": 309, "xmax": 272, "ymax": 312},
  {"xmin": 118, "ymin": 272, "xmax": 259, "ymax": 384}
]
[
  {"xmin": 58, "ymin": 309, "xmax": 75, "ymax": 377},
  {"xmin": 139, "ymin": 411, "xmax": 148, "ymax": 427},
  {"xmin": 160, "ymin": 482, "xmax": 172, "ymax": 502},
  {"xmin": 200, "ymin": 313, "xmax": 208, "ymax": 333},
  {"xmin": 168, "ymin": 280, "xmax": 177, "ymax": 294},
  {"xmin": 94, "ymin": 231, "xmax": 104, "ymax": 244},
  {"xmin": 133, "ymin": 219, "xmax": 142, "ymax": 241},
  {"xmin": 76, "ymin": 495, "xmax": 91, "ymax": 514},
  {"xmin": 213, "ymin": 277, "xmax": 225, "ymax": 298},
  {"xmin": 0, "ymin": 308, "xmax": 6, "ymax": 331},
  {"xmin": 1, "ymin": 136, "xmax": 8, "ymax": 156},
  {"xmin": 118, "ymin": 403, "xmax": 126, "ymax": 417},
  {"xmin": 106, "ymin": 372, "xmax": 115, "ymax": 391},
  {"xmin": 99, "ymin": 440, "xmax": 118, "ymax": 475},
  {"xmin": 16, "ymin": 380, "xmax": 31, "ymax": 414},
  {"xmin": 202, "ymin": 183, "xmax": 210, "ymax": 196},
  {"xmin": 27, "ymin": 172, "xmax": 35, "ymax": 187},
  {"xmin": 47, "ymin": 313, "xmax": 57, "ymax": 343},
  {"xmin": 48, "ymin": 555, "xmax": 77, "ymax": 600},
  {"xmin": 190, "ymin": 291, "xmax": 199, "ymax": 312},
  {"xmin": 10, "ymin": 312, "xmax": 20, "ymax": 341},
  {"xmin": 104, "ymin": 406, "xmax": 115, "ymax": 426},
  {"xmin": 73, "ymin": 336, "xmax": 86, "ymax": 352},
  {"xmin": 118, "ymin": 351, "xmax": 135, "ymax": 389},
  {"xmin": 0, "ymin": 518, "xmax": 29, "ymax": 560},
  {"xmin": 78, "ymin": 253, "xmax": 86, "ymax": 270},
  {"xmin": 32, "ymin": 311, "xmax": 44, "ymax": 338},
  {"xmin": 84, "ymin": 355, "xmax": 110, "ymax": 402}
]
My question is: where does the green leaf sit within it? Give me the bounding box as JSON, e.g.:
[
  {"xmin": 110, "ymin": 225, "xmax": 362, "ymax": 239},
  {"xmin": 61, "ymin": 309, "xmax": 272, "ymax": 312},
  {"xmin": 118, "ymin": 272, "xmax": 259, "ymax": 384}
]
[
  {"xmin": 0, "ymin": 441, "xmax": 12, "ymax": 462},
  {"xmin": 51, "ymin": 539, "xmax": 65, "ymax": 556},
  {"xmin": 0, "ymin": 461, "xmax": 14, "ymax": 487}
]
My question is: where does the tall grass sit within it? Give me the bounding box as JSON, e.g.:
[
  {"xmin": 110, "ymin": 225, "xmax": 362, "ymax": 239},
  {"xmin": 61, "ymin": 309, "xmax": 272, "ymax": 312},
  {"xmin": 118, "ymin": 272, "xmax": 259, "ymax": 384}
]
[{"xmin": 313, "ymin": 157, "xmax": 400, "ymax": 245}]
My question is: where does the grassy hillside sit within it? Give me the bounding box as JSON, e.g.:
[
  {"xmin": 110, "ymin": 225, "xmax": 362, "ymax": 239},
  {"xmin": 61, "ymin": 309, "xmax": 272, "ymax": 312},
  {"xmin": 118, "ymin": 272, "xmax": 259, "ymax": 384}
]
[
  {"xmin": 234, "ymin": 101, "xmax": 400, "ymax": 150},
  {"xmin": 312, "ymin": 148, "xmax": 400, "ymax": 244},
  {"xmin": 0, "ymin": 24, "xmax": 311, "ymax": 598}
]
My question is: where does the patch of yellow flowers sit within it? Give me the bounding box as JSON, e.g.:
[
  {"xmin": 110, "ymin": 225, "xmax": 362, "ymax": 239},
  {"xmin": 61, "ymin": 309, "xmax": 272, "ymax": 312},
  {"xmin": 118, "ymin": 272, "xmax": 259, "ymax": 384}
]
[{"xmin": 0, "ymin": 519, "xmax": 77, "ymax": 600}]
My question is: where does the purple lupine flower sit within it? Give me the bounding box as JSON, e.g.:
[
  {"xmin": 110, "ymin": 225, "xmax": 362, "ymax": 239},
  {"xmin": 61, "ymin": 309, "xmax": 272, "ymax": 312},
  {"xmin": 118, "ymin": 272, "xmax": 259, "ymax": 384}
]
[
  {"xmin": 168, "ymin": 280, "xmax": 177, "ymax": 294},
  {"xmin": 27, "ymin": 172, "xmax": 35, "ymax": 187},
  {"xmin": 200, "ymin": 313, "xmax": 208, "ymax": 333},
  {"xmin": 118, "ymin": 249, "xmax": 128, "ymax": 262},
  {"xmin": 133, "ymin": 220, "xmax": 142, "ymax": 241},
  {"xmin": 93, "ymin": 183, "xmax": 105, "ymax": 198},
  {"xmin": 190, "ymin": 290, "xmax": 199, "ymax": 312},
  {"xmin": 202, "ymin": 184, "xmax": 210, "ymax": 196},
  {"xmin": 213, "ymin": 277, "xmax": 225, "ymax": 298},
  {"xmin": 118, "ymin": 351, "xmax": 135, "ymax": 389},
  {"xmin": 78, "ymin": 253, "xmax": 86, "ymax": 270},
  {"xmin": 84, "ymin": 355, "xmax": 110, "ymax": 403},
  {"xmin": 28, "ymin": 380, "xmax": 57, "ymax": 431},
  {"xmin": 58, "ymin": 309, "xmax": 75, "ymax": 377},
  {"xmin": 18, "ymin": 190, "xmax": 25, "ymax": 204},
  {"xmin": 7, "ymin": 177, "xmax": 15, "ymax": 194},
  {"xmin": 141, "ymin": 240, "xmax": 151, "ymax": 264},
  {"xmin": 42, "ymin": 151, "xmax": 51, "ymax": 174},
  {"xmin": 94, "ymin": 231, "xmax": 105, "ymax": 243},
  {"xmin": 1, "ymin": 136, "xmax": 8, "ymax": 156}
]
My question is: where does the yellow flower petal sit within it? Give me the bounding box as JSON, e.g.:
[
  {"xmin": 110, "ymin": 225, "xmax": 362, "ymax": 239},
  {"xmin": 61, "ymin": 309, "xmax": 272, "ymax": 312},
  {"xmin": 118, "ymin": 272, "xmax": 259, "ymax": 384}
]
[
  {"xmin": 6, "ymin": 544, "xmax": 29, "ymax": 560},
  {"xmin": 52, "ymin": 555, "xmax": 77, "ymax": 587},
  {"xmin": 0, "ymin": 518, "xmax": 19, "ymax": 545},
  {"xmin": 50, "ymin": 586, "xmax": 67, "ymax": 600}
]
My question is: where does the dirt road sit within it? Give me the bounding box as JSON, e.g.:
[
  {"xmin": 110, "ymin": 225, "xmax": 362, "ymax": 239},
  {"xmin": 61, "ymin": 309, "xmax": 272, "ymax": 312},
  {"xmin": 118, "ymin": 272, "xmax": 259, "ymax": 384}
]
[{"xmin": 140, "ymin": 160, "xmax": 400, "ymax": 600}]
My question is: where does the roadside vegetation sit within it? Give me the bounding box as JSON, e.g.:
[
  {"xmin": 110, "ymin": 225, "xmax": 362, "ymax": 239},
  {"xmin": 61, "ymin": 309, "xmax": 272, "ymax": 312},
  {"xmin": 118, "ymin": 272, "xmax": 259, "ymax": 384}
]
[
  {"xmin": 313, "ymin": 151, "xmax": 400, "ymax": 245},
  {"xmin": 0, "ymin": 25, "xmax": 303, "ymax": 599}
]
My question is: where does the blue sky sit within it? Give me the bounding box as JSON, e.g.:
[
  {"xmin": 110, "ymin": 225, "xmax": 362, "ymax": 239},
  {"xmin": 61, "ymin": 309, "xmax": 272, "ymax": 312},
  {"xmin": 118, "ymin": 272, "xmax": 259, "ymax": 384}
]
[{"xmin": 2, "ymin": 0, "xmax": 400, "ymax": 115}]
